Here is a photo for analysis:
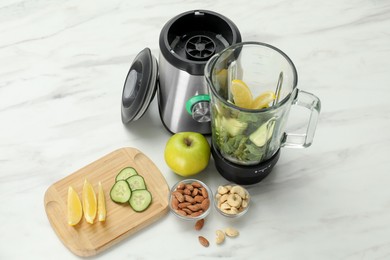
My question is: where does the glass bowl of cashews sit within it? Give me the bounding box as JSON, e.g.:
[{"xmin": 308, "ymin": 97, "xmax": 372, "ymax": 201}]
[
  {"xmin": 169, "ymin": 179, "xmax": 212, "ymax": 221},
  {"xmin": 214, "ymin": 184, "xmax": 250, "ymax": 218}
]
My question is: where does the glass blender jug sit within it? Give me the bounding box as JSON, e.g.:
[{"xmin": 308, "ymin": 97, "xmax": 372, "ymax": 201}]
[{"xmin": 204, "ymin": 42, "xmax": 321, "ymax": 185}]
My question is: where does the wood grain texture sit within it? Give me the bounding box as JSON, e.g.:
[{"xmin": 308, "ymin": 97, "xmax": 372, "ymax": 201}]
[{"xmin": 44, "ymin": 147, "xmax": 169, "ymax": 257}]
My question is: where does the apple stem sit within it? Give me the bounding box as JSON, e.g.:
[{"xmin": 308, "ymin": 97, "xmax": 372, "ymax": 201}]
[{"xmin": 184, "ymin": 137, "xmax": 193, "ymax": 147}]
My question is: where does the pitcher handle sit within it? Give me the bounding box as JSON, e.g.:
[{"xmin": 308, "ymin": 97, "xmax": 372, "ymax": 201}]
[{"xmin": 281, "ymin": 89, "xmax": 321, "ymax": 148}]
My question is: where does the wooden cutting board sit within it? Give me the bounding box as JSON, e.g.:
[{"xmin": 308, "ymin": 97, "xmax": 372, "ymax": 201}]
[{"xmin": 44, "ymin": 147, "xmax": 169, "ymax": 257}]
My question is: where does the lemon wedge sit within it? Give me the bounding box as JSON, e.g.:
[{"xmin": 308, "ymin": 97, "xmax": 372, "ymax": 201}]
[
  {"xmin": 82, "ymin": 178, "xmax": 97, "ymax": 224},
  {"xmin": 231, "ymin": 79, "xmax": 253, "ymax": 109},
  {"xmin": 251, "ymin": 91, "xmax": 276, "ymax": 109},
  {"xmin": 67, "ymin": 186, "xmax": 83, "ymax": 226},
  {"xmin": 97, "ymin": 181, "xmax": 106, "ymax": 222}
]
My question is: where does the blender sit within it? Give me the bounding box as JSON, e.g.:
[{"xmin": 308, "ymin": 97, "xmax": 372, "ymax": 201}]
[
  {"xmin": 121, "ymin": 10, "xmax": 241, "ymax": 134},
  {"xmin": 204, "ymin": 42, "xmax": 321, "ymax": 185}
]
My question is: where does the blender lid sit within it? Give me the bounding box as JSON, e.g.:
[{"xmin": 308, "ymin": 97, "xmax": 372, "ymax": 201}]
[{"xmin": 121, "ymin": 48, "xmax": 158, "ymax": 124}]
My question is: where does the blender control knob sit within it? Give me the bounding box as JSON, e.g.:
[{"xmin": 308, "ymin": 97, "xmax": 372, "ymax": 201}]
[
  {"xmin": 185, "ymin": 94, "xmax": 211, "ymax": 123},
  {"xmin": 191, "ymin": 101, "xmax": 211, "ymax": 123}
]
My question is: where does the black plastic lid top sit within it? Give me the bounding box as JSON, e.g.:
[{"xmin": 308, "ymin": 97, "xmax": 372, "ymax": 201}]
[
  {"xmin": 159, "ymin": 10, "xmax": 242, "ymax": 75},
  {"xmin": 121, "ymin": 48, "xmax": 158, "ymax": 124}
]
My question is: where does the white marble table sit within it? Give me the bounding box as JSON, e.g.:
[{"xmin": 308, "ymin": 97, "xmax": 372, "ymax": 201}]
[{"xmin": 1, "ymin": 0, "xmax": 390, "ymax": 259}]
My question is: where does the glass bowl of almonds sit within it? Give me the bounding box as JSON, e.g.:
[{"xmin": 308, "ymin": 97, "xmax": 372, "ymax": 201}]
[
  {"xmin": 169, "ymin": 179, "xmax": 212, "ymax": 221},
  {"xmin": 214, "ymin": 184, "xmax": 250, "ymax": 218}
]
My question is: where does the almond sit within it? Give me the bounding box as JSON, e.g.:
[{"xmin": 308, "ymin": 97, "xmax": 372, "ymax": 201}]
[
  {"xmin": 194, "ymin": 219, "xmax": 205, "ymax": 230},
  {"xmin": 177, "ymin": 182, "xmax": 185, "ymax": 190},
  {"xmin": 198, "ymin": 236, "xmax": 209, "ymax": 247},
  {"xmin": 194, "ymin": 195, "xmax": 205, "ymax": 203},
  {"xmin": 185, "ymin": 184, "xmax": 194, "ymax": 191},
  {"xmin": 192, "ymin": 188, "xmax": 199, "ymax": 197},
  {"xmin": 171, "ymin": 197, "xmax": 179, "ymax": 210},
  {"xmin": 192, "ymin": 182, "xmax": 202, "ymax": 188},
  {"xmin": 187, "ymin": 204, "xmax": 202, "ymax": 212},
  {"xmin": 201, "ymin": 198, "xmax": 210, "ymax": 211},
  {"xmin": 172, "ymin": 191, "xmax": 184, "ymax": 202},
  {"xmin": 183, "ymin": 208, "xmax": 192, "ymax": 215},
  {"xmin": 184, "ymin": 195, "xmax": 195, "ymax": 203},
  {"xmin": 201, "ymin": 187, "xmax": 208, "ymax": 198},
  {"xmin": 178, "ymin": 202, "xmax": 191, "ymax": 209},
  {"xmin": 175, "ymin": 209, "xmax": 187, "ymax": 216},
  {"xmin": 191, "ymin": 210, "xmax": 203, "ymax": 217}
]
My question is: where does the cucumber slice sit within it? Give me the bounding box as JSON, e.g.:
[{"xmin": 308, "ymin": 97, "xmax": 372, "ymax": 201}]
[
  {"xmin": 115, "ymin": 167, "xmax": 138, "ymax": 182},
  {"xmin": 110, "ymin": 180, "xmax": 131, "ymax": 203},
  {"xmin": 249, "ymin": 118, "xmax": 275, "ymax": 147},
  {"xmin": 126, "ymin": 175, "xmax": 146, "ymax": 191},
  {"xmin": 129, "ymin": 189, "xmax": 152, "ymax": 212}
]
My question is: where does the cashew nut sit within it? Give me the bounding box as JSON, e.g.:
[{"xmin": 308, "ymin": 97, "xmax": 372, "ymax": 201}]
[
  {"xmin": 241, "ymin": 199, "xmax": 249, "ymax": 208},
  {"xmin": 231, "ymin": 185, "xmax": 246, "ymax": 198},
  {"xmin": 229, "ymin": 207, "xmax": 239, "ymax": 214},
  {"xmin": 220, "ymin": 202, "xmax": 231, "ymax": 210},
  {"xmin": 219, "ymin": 194, "xmax": 229, "ymax": 203},
  {"xmin": 227, "ymin": 193, "xmax": 242, "ymax": 208},
  {"xmin": 215, "ymin": 230, "xmax": 225, "ymax": 244},
  {"xmin": 217, "ymin": 185, "xmax": 228, "ymax": 195},
  {"xmin": 225, "ymin": 227, "xmax": 239, "ymax": 237}
]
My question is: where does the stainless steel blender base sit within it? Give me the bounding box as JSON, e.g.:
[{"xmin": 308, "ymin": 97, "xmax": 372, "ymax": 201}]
[{"xmin": 211, "ymin": 144, "xmax": 281, "ymax": 185}]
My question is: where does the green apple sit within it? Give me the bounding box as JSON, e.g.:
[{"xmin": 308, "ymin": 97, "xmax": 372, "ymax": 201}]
[{"xmin": 164, "ymin": 132, "xmax": 210, "ymax": 176}]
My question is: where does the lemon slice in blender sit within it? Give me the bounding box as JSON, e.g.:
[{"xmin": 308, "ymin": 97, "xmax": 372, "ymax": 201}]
[
  {"xmin": 82, "ymin": 178, "xmax": 97, "ymax": 224},
  {"xmin": 251, "ymin": 91, "xmax": 276, "ymax": 109},
  {"xmin": 67, "ymin": 186, "xmax": 83, "ymax": 226},
  {"xmin": 231, "ymin": 79, "xmax": 253, "ymax": 109}
]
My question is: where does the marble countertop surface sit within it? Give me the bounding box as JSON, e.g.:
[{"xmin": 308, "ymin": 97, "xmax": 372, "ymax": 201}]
[{"xmin": 1, "ymin": 0, "xmax": 390, "ymax": 259}]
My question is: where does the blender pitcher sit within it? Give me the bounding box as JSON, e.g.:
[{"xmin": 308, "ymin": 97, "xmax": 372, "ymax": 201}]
[{"xmin": 204, "ymin": 42, "xmax": 321, "ymax": 185}]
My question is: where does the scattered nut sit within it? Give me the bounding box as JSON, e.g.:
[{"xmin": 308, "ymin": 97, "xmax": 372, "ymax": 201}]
[
  {"xmin": 198, "ymin": 236, "xmax": 210, "ymax": 247},
  {"xmin": 195, "ymin": 219, "xmax": 204, "ymax": 230},
  {"xmin": 215, "ymin": 230, "xmax": 225, "ymax": 245},
  {"xmin": 225, "ymin": 227, "xmax": 239, "ymax": 237}
]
